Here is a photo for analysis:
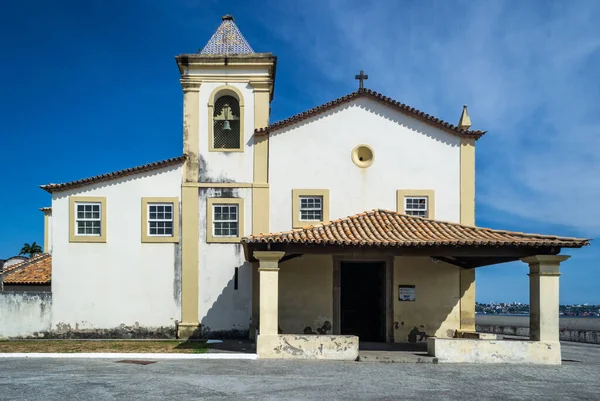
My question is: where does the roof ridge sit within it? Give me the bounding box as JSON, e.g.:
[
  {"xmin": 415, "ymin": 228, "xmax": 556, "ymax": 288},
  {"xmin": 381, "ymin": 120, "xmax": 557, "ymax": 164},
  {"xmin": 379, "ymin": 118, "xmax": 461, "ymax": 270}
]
[
  {"xmin": 2, "ymin": 253, "xmax": 50, "ymax": 274},
  {"xmin": 254, "ymin": 88, "xmax": 487, "ymax": 139},
  {"xmin": 40, "ymin": 155, "xmax": 186, "ymax": 193},
  {"xmin": 242, "ymin": 209, "xmax": 589, "ymax": 248}
]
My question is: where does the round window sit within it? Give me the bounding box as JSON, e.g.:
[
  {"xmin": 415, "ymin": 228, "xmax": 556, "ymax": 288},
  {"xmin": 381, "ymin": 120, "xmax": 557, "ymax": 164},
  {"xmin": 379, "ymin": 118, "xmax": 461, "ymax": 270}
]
[{"xmin": 351, "ymin": 145, "xmax": 374, "ymax": 168}]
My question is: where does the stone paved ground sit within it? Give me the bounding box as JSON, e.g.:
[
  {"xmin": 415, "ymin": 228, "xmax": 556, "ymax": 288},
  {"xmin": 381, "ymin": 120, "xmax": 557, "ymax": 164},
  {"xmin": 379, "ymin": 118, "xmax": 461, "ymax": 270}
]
[{"xmin": 0, "ymin": 342, "xmax": 599, "ymax": 400}]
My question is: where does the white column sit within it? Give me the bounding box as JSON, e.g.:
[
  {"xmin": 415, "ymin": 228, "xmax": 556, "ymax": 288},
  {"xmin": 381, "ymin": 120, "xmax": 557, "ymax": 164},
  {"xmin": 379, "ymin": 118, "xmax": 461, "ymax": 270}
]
[
  {"xmin": 254, "ymin": 251, "xmax": 285, "ymax": 336},
  {"xmin": 522, "ymin": 255, "xmax": 570, "ymax": 342}
]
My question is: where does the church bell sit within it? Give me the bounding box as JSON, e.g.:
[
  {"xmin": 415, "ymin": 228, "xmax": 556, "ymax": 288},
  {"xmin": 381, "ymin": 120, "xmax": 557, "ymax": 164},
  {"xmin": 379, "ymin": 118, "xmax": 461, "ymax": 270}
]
[{"xmin": 222, "ymin": 120, "xmax": 232, "ymax": 131}]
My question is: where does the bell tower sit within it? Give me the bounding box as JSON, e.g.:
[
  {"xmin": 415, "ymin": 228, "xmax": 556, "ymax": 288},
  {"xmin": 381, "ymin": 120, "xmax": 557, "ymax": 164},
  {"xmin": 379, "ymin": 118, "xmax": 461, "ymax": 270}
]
[{"xmin": 175, "ymin": 15, "xmax": 277, "ymax": 338}]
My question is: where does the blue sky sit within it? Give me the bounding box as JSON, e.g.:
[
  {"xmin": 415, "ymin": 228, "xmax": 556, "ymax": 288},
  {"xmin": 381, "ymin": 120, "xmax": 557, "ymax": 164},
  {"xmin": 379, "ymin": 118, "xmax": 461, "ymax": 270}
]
[{"xmin": 1, "ymin": 0, "xmax": 598, "ymax": 304}]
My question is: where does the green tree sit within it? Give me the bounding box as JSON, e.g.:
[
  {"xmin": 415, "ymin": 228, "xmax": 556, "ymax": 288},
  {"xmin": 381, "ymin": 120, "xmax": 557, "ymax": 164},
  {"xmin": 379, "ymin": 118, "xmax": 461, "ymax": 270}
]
[{"xmin": 19, "ymin": 242, "xmax": 43, "ymax": 257}]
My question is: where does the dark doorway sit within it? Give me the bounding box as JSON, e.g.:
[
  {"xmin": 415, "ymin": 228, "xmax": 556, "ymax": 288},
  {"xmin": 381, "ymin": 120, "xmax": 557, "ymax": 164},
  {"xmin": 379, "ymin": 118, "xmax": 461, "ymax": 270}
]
[{"xmin": 340, "ymin": 261, "xmax": 386, "ymax": 342}]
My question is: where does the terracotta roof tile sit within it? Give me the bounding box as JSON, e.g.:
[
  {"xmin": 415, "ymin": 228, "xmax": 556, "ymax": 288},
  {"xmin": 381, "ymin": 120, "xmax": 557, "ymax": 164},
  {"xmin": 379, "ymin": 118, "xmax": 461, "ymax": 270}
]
[
  {"xmin": 2, "ymin": 254, "xmax": 51, "ymax": 285},
  {"xmin": 243, "ymin": 209, "xmax": 589, "ymax": 248},
  {"xmin": 41, "ymin": 155, "xmax": 186, "ymax": 193},
  {"xmin": 255, "ymin": 88, "xmax": 486, "ymax": 139}
]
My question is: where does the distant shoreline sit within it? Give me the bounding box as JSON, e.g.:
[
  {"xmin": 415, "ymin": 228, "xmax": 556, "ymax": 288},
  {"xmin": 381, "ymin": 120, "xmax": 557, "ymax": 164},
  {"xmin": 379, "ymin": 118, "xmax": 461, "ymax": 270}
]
[{"xmin": 476, "ymin": 313, "xmax": 600, "ymax": 318}]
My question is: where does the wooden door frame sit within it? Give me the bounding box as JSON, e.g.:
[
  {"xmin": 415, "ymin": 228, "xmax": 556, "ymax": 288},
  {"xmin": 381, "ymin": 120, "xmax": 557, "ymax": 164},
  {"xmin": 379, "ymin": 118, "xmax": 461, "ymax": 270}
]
[{"xmin": 333, "ymin": 256, "xmax": 394, "ymax": 342}]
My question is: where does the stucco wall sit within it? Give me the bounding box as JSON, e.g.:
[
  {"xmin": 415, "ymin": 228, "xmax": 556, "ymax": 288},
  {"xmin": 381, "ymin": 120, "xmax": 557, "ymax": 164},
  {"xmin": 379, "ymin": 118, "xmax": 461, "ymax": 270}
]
[
  {"xmin": 50, "ymin": 165, "xmax": 182, "ymax": 334},
  {"xmin": 198, "ymin": 187, "xmax": 253, "ymax": 336},
  {"xmin": 394, "ymin": 257, "xmax": 461, "ymax": 343},
  {"xmin": 279, "ymin": 255, "xmax": 333, "ymax": 334},
  {"xmin": 0, "ymin": 292, "xmax": 52, "ymax": 338},
  {"xmin": 269, "ymin": 98, "xmax": 462, "ymax": 233}
]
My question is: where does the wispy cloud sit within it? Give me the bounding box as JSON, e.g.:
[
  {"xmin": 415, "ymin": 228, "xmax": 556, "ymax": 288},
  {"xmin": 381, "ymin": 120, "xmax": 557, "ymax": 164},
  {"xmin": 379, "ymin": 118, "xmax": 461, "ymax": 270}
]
[{"xmin": 265, "ymin": 0, "xmax": 600, "ymax": 235}]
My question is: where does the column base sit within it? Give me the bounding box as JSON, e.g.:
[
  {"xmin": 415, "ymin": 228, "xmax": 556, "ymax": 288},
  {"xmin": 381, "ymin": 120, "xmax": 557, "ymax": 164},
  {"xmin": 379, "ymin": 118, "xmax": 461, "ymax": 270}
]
[
  {"xmin": 257, "ymin": 334, "xmax": 359, "ymax": 360},
  {"xmin": 177, "ymin": 322, "xmax": 201, "ymax": 339}
]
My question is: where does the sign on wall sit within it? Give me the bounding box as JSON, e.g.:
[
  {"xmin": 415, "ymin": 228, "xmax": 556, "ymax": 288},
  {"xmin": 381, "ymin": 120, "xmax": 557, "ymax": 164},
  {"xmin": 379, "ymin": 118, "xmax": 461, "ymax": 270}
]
[{"xmin": 398, "ymin": 285, "xmax": 416, "ymax": 301}]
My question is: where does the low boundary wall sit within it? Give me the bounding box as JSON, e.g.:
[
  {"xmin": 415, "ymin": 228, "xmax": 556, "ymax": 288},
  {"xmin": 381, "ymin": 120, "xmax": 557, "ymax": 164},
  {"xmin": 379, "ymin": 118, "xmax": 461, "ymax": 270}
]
[
  {"xmin": 427, "ymin": 337, "xmax": 561, "ymax": 365},
  {"xmin": 0, "ymin": 292, "xmax": 176, "ymax": 339},
  {"xmin": 0, "ymin": 292, "xmax": 52, "ymax": 338},
  {"xmin": 476, "ymin": 315, "xmax": 600, "ymax": 344}
]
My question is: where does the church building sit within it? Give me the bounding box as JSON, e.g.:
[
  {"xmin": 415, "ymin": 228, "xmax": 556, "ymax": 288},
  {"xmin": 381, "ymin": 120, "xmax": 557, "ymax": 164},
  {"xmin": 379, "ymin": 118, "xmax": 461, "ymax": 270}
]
[{"xmin": 27, "ymin": 16, "xmax": 588, "ymax": 362}]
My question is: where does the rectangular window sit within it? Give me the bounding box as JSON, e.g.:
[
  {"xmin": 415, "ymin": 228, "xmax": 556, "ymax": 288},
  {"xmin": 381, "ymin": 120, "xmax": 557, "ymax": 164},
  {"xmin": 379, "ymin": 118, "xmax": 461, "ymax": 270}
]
[
  {"xmin": 292, "ymin": 189, "xmax": 330, "ymax": 228},
  {"xmin": 75, "ymin": 203, "xmax": 102, "ymax": 236},
  {"xmin": 299, "ymin": 196, "xmax": 323, "ymax": 221},
  {"xmin": 148, "ymin": 203, "xmax": 174, "ymax": 236},
  {"xmin": 141, "ymin": 197, "xmax": 179, "ymax": 243},
  {"xmin": 405, "ymin": 197, "xmax": 428, "ymax": 218},
  {"xmin": 213, "ymin": 204, "xmax": 239, "ymax": 237}
]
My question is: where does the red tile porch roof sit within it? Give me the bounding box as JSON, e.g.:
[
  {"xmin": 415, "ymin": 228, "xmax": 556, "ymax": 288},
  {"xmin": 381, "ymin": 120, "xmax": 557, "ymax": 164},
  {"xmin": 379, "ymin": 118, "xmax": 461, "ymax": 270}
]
[{"xmin": 243, "ymin": 209, "xmax": 589, "ymax": 249}]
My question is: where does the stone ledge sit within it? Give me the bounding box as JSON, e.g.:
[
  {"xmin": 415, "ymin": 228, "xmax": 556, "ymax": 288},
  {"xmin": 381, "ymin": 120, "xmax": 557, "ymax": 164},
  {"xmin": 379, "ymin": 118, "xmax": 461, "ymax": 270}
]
[
  {"xmin": 455, "ymin": 331, "xmax": 498, "ymax": 340},
  {"xmin": 257, "ymin": 334, "xmax": 358, "ymax": 360},
  {"xmin": 427, "ymin": 337, "xmax": 561, "ymax": 365}
]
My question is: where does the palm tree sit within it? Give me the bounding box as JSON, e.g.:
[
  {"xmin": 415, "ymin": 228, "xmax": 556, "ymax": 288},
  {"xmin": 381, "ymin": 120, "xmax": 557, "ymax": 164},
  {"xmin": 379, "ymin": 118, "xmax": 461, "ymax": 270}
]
[{"xmin": 19, "ymin": 242, "xmax": 43, "ymax": 258}]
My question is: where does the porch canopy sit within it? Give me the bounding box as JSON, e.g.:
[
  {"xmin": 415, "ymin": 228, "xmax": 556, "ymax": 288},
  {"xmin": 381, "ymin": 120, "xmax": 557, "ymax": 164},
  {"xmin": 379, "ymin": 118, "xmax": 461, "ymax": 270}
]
[
  {"xmin": 242, "ymin": 209, "xmax": 589, "ymax": 267},
  {"xmin": 242, "ymin": 209, "xmax": 589, "ymax": 360}
]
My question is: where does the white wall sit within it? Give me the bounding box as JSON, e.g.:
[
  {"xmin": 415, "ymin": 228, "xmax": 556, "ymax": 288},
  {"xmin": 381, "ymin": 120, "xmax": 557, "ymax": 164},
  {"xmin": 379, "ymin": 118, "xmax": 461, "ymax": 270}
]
[
  {"xmin": 0, "ymin": 292, "xmax": 52, "ymax": 338},
  {"xmin": 190, "ymin": 69, "xmax": 269, "ymax": 335},
  {"xmin": 198, "ymin": 187, "xmax": 253, "ymax": 334},
  {"xmin": 269, "ymin": 98, "xmax": 461, "ymax": 232},
  {"xmin": 50, "ymin": 165, "xmax": 182, "ymax": 332},
  {"xmin": 196, "ymin": 81, "xmax": 257, "ymax": 184}
]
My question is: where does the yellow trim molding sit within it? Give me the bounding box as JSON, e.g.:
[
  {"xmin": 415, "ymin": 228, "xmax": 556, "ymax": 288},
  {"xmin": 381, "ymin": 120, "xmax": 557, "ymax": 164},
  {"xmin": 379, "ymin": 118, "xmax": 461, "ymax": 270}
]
[
  {"xmin": 41, "ymin": 208, "xmax": 52, "ymax": 252},
  {"xmin": 351, "ymin": 144, "xmax": 375, "ymax": 168},
  {"xmin": 179, "ymin": 79, "xmax": 201, "ymax": 337},
  {"xmin": 181, "ymin": 81, "xmax": 200, "ymax": 183},
  {"xmin": 69, "ymin": 196, "xmax": 107, "ymax": 243},
  {"xmin": 460, "ymin": 138, "xmax": 476, "ymax": 226},
  {"xmin": 459, "ymin": 137, "xmax": 476, "ymax": 331},
  {"xmin": 250, "ymin": 80, "xmax": 273, "ymax": 336},
  {"xmin": 180, "ymin": 186, "xmax": 200, "ymax": 337},
  {"xmin": 396, "ymin": 189, "xmax": 435, "ymax": 219},
  {"xmin": 207, "ymin": 85, "xmax": 245, "ymax": 153},
  {"xmin": 206, "ymin": 198, "xmax": 245, "ymax": 243},
  {"xmin": 292, "ymin": 189, "xmax": 330, "ymax": 228},
  {"xmin": 252, "ymin": 81, "xmax": 271, "ymax": 236},
  {"xmin": 141, "ymin": 197, "xmax": 180, "ymax": 243}
]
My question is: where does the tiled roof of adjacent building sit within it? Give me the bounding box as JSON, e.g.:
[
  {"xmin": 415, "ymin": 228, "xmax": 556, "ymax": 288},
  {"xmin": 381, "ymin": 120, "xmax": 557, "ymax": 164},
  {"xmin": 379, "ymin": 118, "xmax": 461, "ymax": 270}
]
[
  {"xmin": 40, "ymin": 155, "xmax": 186, "ymax": 193},
  {"xmin": 200, "ymin": 15, "xmax": 255, "ymax": 55},
  {"xmin": 254, "ymin": 88, "xmax": 487, "ymax": 139},
  {"xmin": 243, "ymin": 209, "xmax": 589, "ymax": 248},
  {"xmin": 2, "ymin": 253, "xmax": 51, "ymax": 285}
]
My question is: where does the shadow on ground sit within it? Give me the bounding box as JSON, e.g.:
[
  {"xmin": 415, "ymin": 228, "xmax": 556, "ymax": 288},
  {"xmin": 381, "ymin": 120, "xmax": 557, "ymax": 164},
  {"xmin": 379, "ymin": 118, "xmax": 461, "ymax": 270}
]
[{"xmin": 175, "ymin": 339, "xmax": 257, "ymax": 354}]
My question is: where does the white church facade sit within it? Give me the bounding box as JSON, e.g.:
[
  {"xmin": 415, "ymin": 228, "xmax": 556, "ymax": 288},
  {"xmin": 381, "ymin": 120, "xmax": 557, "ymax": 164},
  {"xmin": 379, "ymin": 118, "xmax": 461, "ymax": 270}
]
[{"xmin": 9, "ymin": 16, "xmax": 588, "ymax": 362}]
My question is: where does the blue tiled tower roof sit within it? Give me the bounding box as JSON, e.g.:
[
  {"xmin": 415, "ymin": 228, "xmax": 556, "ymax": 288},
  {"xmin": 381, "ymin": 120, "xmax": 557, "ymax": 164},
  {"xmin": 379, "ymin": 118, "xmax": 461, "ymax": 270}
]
[{"xmin": 200, "ymin": 15, "xmax": 255, "ymax": 55}]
